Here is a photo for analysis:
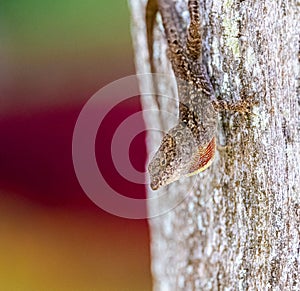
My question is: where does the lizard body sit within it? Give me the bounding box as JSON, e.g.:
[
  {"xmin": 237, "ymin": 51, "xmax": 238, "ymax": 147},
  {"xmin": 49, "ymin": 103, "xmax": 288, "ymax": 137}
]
[
  {"xmin": 147, "ymin": 0, "xmax": 218, "ymax": 190},
  {"xmin": 146, "ymin": 0, "xmax": 250, "ymax": 190}
]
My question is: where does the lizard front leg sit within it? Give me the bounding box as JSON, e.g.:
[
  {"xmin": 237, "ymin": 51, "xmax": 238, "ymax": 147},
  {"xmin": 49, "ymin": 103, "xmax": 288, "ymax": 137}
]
[
  {"xmin": 212, "ymin": 99, "xmax": 255, "ymax": 114},
  {"xmin": 147, "ymin": 0, "xmax": 257, "ymax": 190}
]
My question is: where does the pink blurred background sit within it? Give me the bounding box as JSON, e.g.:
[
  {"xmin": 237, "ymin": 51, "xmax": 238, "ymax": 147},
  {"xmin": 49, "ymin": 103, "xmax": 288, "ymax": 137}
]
[{"xmin": 0, "ymin": 1, "xmax": 151, "ymax": 290}]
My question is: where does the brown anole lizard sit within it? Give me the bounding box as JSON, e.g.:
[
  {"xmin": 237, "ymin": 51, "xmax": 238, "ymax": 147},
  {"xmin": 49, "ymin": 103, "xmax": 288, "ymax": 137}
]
[{"xmin": 146, "ymin": 0, "xmax": 251, "ymax": 190}]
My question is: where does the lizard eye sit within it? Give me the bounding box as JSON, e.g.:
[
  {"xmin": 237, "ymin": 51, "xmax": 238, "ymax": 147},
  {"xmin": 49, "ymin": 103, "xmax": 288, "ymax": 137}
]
[
  {"xmin": 160, "ymin": 158, "xmax": 167, "ymax": 166},
  {"xmin": 150, "ymin": 176, "xmax": 160, "ymax": 190}
]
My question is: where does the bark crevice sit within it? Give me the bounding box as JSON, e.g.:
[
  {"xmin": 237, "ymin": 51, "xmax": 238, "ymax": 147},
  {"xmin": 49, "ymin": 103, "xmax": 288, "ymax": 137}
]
[{"xmin": 129, "ymin": 0, "xmax": 300, "ymax": 289}]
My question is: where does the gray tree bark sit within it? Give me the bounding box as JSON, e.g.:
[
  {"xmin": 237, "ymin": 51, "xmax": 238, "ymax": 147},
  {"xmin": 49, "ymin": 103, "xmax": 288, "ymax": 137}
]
[{"xmin": 129, "ymin": 0, "xmax": 300, "ymax": 290}]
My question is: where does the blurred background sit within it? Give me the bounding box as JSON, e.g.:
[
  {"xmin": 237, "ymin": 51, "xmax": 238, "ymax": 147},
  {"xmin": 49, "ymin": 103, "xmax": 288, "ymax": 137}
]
[{"xmin": 0, "ymin": 0, "xmax": 151, "ymax": 290}]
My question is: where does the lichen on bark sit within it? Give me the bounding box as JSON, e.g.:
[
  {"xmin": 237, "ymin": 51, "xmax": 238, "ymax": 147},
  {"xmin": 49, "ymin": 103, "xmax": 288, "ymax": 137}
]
[{"xmin": 129, "ymin": 0, "xmax": 300, "ymax": 290}]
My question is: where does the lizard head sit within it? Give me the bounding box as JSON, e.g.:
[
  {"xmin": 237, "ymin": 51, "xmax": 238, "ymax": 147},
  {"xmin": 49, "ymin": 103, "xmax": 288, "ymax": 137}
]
[
  {"xmin": 148, "ymin": 124, "xmax": 216, "ymax": 190},
  {"xmin": 147, "ymin": 131, "xmax": 180, "ymax": 190},
  {"xmin": 148, "ymin": 123, "xmax": 215, "ymax": 190}
]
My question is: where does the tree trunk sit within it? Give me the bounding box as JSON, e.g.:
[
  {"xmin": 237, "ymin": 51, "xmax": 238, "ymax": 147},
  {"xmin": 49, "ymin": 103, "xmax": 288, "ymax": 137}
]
[{"xmin": 128, "ymin": 0, "xmax": 299, "ymax": 290}]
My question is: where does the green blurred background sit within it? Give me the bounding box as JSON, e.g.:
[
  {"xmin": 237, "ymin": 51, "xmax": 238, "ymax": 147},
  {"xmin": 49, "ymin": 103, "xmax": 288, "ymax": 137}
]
[{"xmin": 0, "ymin": 1, "xmax": 151, "ymax": 290}]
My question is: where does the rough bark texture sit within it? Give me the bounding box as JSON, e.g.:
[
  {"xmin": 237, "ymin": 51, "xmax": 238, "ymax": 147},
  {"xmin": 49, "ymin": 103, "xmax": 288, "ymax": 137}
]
[{"xmin": 129, "ymin": 0, "xmax": 299, "ymax": 290}]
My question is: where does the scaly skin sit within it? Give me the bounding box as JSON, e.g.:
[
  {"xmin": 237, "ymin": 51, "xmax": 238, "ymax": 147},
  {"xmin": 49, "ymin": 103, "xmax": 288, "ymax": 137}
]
[
  {"xmin": 146, "ymin": 0, "xmax": 251, "ymax": 190},
  {"xmin": 146, "ymin": 0, "xmax": 218, "ymax": 190}
]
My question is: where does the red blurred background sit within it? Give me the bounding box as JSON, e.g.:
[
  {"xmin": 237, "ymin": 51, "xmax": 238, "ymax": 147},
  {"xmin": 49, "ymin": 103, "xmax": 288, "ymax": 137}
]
[{"xmin": 0, "ymin": 1, "xmax": 151, "ymax": 290}]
